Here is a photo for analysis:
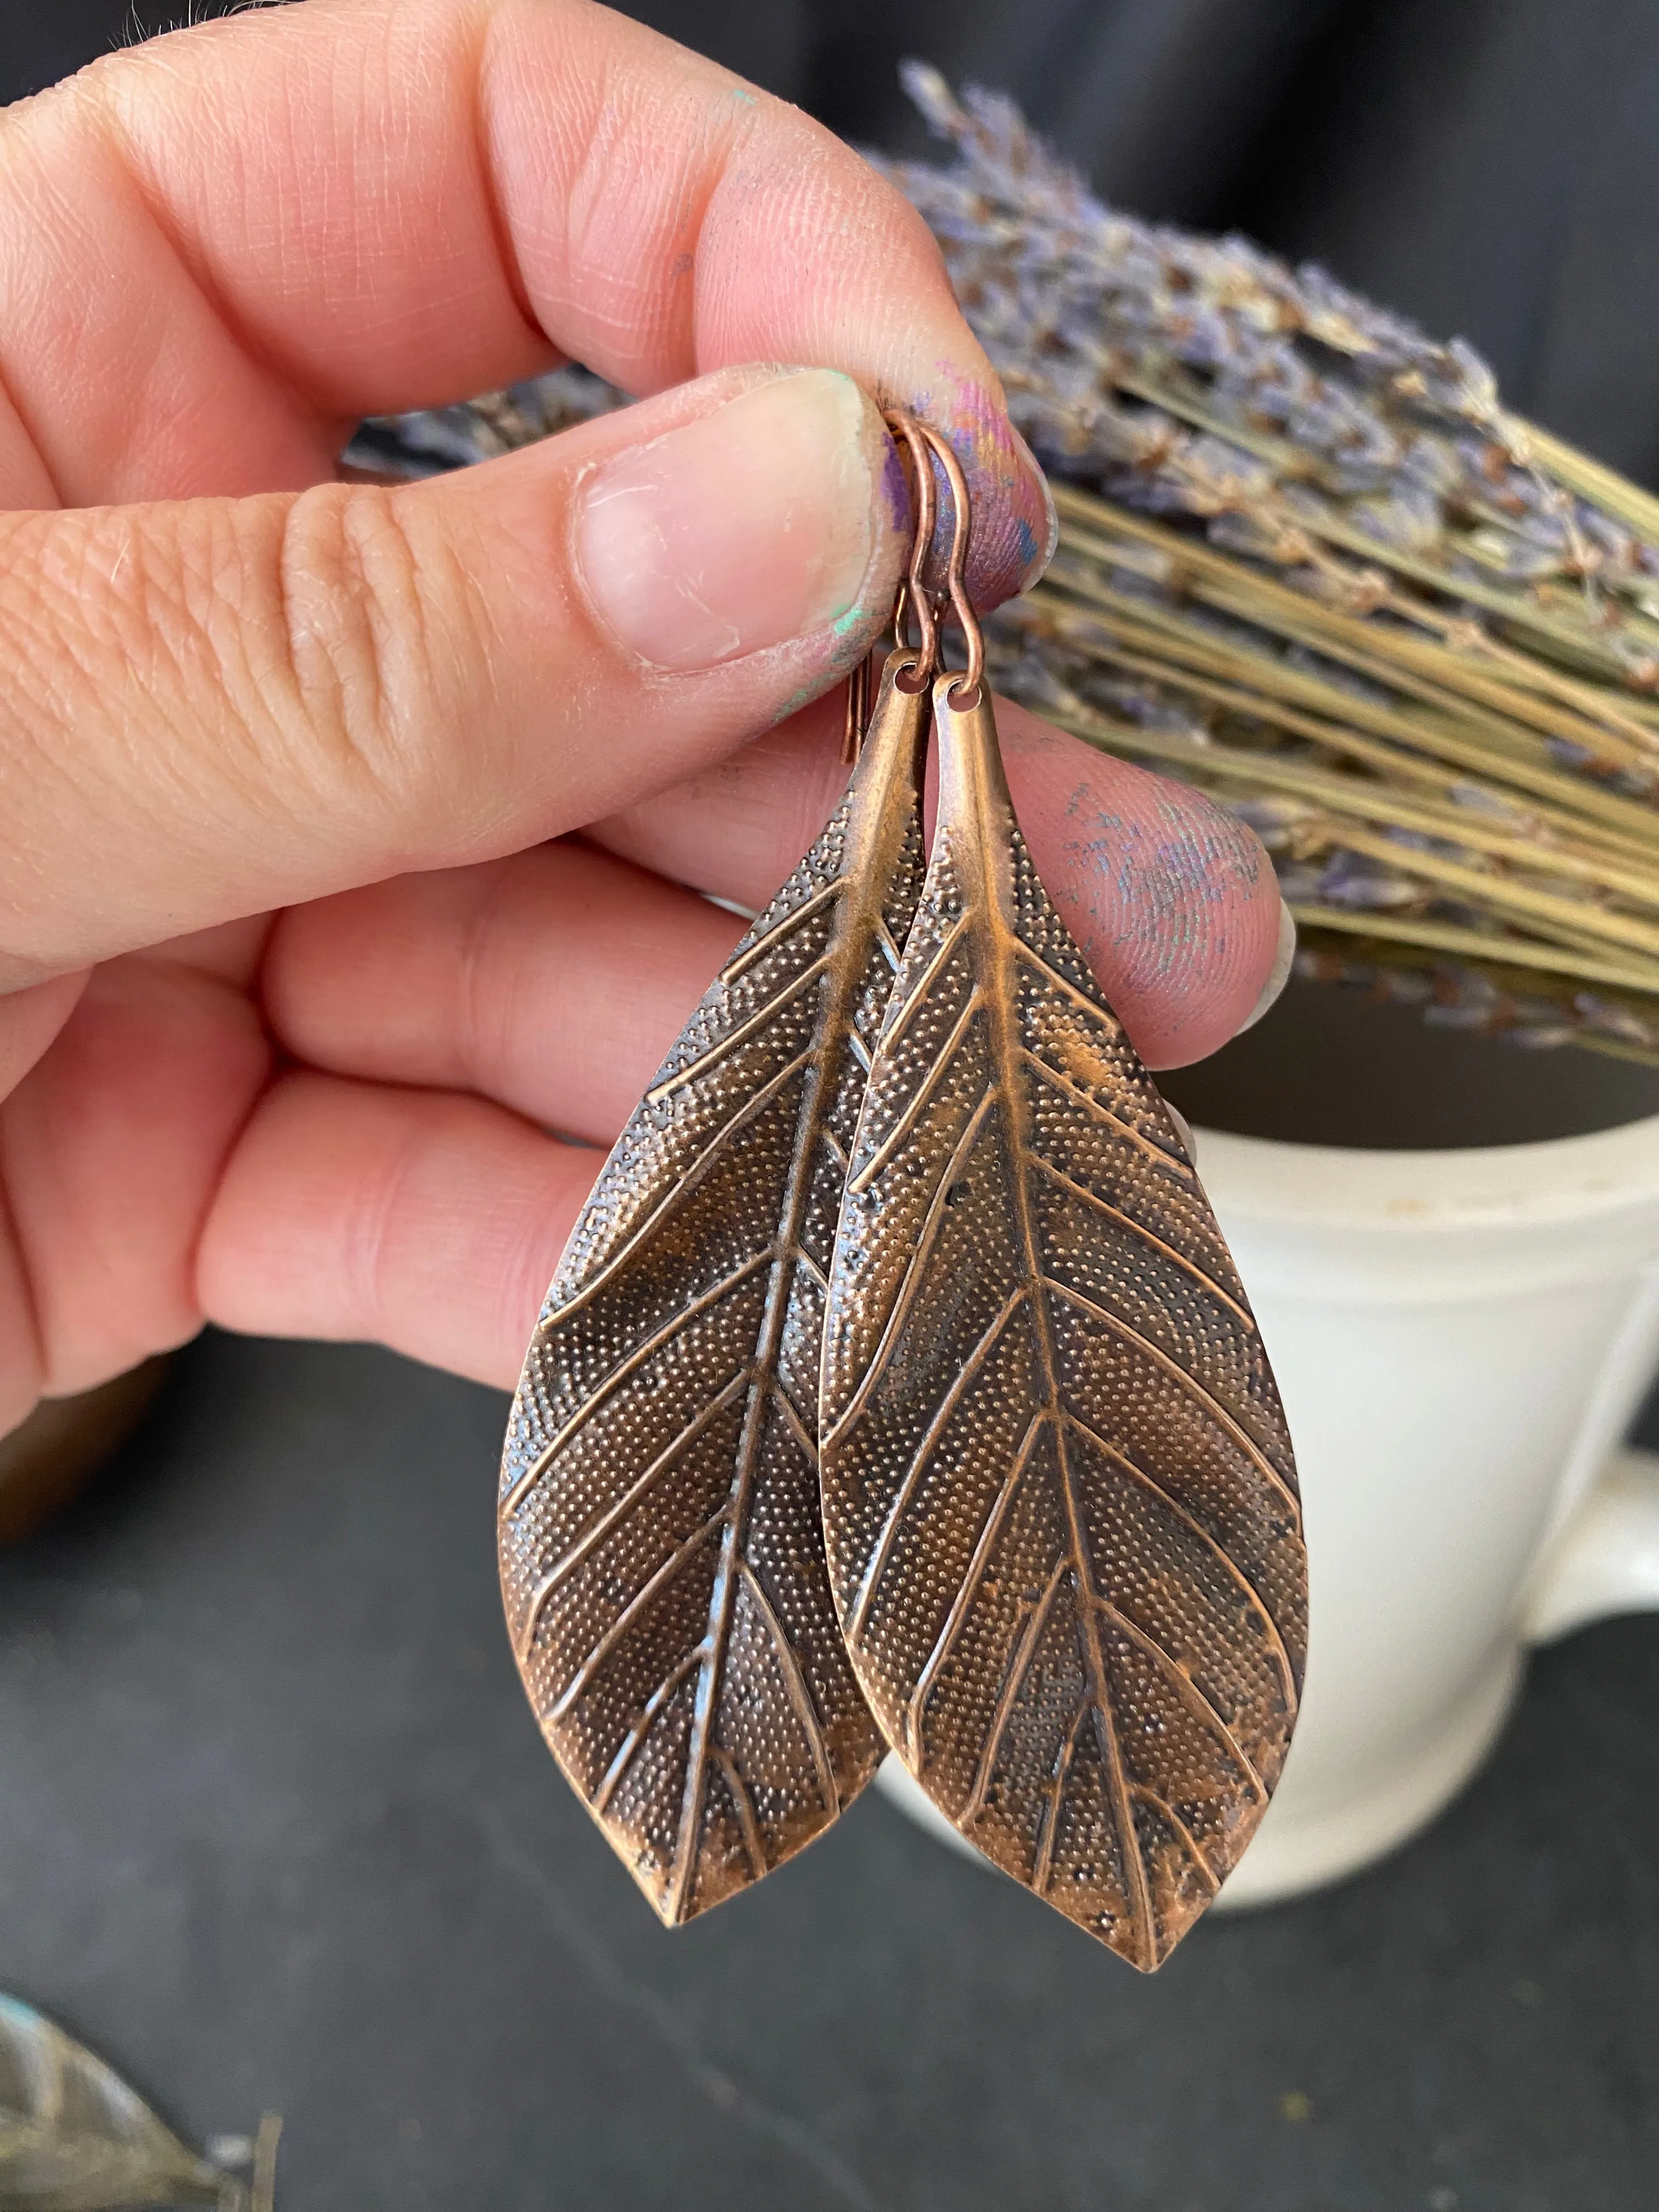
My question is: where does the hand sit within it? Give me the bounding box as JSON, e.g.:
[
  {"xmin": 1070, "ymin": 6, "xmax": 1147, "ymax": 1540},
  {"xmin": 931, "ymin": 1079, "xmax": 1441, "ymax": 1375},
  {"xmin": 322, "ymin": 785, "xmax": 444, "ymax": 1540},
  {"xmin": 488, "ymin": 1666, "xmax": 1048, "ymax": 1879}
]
[{"xmin": 0, "ymin": 0, "xmax": 1284, "ymax": 1436}]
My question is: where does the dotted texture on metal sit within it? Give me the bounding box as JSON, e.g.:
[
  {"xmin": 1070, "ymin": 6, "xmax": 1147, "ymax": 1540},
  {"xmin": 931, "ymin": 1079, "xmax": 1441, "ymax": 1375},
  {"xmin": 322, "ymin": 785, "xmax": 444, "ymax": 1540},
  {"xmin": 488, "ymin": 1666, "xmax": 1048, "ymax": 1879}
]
[
  {"xmin": 499, "ymin": 664, "xmax": 927, "ymax": 1925},
  {"xmin": 820, "ymin": 679, "xmax": 1307, "ymax": 1971}
]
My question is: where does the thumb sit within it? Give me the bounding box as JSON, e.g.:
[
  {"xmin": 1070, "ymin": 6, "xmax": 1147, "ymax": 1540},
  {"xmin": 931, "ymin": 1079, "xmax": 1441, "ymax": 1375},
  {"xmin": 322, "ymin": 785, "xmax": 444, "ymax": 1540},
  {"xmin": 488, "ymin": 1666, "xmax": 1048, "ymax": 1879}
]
[{"xmin": 0, "ymin": 364, "xmax": 907, "ymax": 989}]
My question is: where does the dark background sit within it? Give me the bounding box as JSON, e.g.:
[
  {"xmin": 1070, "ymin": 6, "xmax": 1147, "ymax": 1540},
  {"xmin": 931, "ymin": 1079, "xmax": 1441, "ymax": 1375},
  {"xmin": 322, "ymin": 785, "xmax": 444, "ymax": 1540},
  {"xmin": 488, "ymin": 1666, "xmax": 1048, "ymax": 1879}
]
[{"xmin": 2, "ymin": 5, "xmax": 1658, "ymax": 2209}]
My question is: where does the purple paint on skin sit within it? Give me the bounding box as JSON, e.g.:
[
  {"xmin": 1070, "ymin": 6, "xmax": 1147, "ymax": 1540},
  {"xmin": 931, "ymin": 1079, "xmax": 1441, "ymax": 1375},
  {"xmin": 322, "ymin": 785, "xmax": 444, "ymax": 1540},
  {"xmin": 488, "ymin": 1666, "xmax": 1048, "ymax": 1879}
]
[
  {"xmin": 906, "ymin": 366, "xmax": 1057, "ymax": 611},
  {"xmin": 1059, "ymin": 783, "xmax": 1262, "ymax": 984},
  {"xmin": 878, "ymin": 435, "xmax": 914, "ymax": 539}
]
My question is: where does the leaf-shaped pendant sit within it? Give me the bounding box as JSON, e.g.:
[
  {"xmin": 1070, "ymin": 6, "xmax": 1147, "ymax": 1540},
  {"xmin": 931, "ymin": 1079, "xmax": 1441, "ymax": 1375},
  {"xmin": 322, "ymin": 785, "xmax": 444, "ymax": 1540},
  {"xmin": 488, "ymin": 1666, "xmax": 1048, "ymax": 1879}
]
[
  {"xmin": 499, "ymin": 652, "xmax": 929, "ymax": 1923},
  {"xmin": 820, "ymin": 676, "xmax": 1308, "ymax": 1970},
  {"xmin": 0, "ymin": 1993, "xmax": 258, "ymax": 2210}
]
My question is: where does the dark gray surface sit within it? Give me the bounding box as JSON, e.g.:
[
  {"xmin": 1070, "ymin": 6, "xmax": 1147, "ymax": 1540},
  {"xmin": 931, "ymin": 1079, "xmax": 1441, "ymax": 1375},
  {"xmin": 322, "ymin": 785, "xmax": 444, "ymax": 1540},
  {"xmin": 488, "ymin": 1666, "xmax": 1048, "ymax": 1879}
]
[{"xmin": 1, "ymin": 1327, "xmax": 1656, "ymax": 2211}]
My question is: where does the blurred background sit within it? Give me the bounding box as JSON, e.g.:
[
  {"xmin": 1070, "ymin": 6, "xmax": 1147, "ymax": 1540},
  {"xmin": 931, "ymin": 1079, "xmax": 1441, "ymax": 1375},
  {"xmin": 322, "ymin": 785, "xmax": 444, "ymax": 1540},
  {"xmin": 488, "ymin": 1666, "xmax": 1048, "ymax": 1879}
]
[{"xmin": 1, "ymin": 5, "xmax": 1657, "ymax": 2210}]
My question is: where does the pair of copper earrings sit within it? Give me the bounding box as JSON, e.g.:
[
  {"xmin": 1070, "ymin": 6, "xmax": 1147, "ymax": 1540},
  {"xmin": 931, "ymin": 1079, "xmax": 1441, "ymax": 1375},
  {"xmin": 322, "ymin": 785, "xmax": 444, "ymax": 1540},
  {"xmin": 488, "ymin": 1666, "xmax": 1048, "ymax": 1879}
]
[{"xmin": 496, "ymin": 415, "xmax": 1306, "ymax": 1971}]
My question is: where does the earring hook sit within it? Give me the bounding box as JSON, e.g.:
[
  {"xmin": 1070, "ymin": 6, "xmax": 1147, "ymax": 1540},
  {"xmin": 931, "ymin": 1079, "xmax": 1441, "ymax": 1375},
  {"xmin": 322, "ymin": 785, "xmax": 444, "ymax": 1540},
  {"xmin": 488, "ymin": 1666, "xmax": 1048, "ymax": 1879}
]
[{"xmin": 842, "ymin": 408, "xmax": 986, "ymax": 760}]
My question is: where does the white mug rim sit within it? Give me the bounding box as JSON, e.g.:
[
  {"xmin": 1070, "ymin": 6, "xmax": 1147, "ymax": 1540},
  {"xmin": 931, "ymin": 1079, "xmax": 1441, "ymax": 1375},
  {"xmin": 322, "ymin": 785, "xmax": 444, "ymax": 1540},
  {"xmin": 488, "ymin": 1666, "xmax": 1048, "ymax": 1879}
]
[{"xmin": 1192, "ymin": 1108, "xmax": 1659, "ymax": 1234}]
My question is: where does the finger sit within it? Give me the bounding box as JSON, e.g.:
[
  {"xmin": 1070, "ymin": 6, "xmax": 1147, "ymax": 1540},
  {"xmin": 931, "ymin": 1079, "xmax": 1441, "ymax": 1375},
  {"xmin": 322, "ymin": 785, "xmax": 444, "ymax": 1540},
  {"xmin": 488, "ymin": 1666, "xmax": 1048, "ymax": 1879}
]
[
  {"xmin": 0, "ymin": 974, "xmax": 89, "ymax": 1431},
  {"xmin": 0, "ymin": 957, "xmax": 272, "ymax": 1413},
  {"xmin": 0, "ymin": 365, "xmax": 910, "ymax": 988},
  {"xmin": 263, "ymin": 843, "xmax": 742, "ymax": 1147},
  {"xmin": 592, "ymin": 694, "xmax": 1283, "ymax": 1066},
  {"xmin": 3, "ymin": 0, "xmax": 1051, "ymax": 601},
  {"xmin": 197, "ymin": 1072, "xmax": 591, "ymax": 1389},
  {"xmin": 0, "ymin": 972, "xmax": 87, "ymax": 1099},
  {"xmin": 141, "ymin": 916, "xmax": 275, "ymax": 989}
]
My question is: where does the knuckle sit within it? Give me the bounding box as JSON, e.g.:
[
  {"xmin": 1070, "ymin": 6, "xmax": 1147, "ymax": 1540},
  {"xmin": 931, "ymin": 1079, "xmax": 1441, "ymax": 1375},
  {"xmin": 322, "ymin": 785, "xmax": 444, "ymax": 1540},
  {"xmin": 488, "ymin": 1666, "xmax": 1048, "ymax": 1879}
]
[
  {"xmin": 0, "ymin": 485, "xmax": 481, "ymax": 863},
  {"xmin": 263, "ymin": 484, "xmax": 460, "ymax": 812}
]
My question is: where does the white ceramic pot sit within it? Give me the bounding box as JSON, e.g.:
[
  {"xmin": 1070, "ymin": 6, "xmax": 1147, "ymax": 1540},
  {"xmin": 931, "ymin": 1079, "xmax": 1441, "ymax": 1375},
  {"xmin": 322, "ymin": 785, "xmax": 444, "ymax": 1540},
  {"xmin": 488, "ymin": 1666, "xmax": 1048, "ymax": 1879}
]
[{"xmin": 877, "ymin": 1111, "xmax": 1659, "ymax": 1905}]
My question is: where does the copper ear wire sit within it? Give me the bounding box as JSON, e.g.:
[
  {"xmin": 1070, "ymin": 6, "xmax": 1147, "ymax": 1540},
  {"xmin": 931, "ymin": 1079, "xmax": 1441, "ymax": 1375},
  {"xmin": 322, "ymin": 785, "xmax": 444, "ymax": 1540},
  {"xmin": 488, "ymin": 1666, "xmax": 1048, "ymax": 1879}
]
[
  {"xmin": 842, "ymin": 414, "xmax": 933, "ymax": 764},
  {"xmin": 841, "ymin": 409, "xmax": 986, "ymax": 760},
  {"xmin": 883, "ymin": 411, "xmax": 941, "ymax": 687},
  {"xmin": 910, "ymin": 424, "xmax": 984, "ymax": 704}
]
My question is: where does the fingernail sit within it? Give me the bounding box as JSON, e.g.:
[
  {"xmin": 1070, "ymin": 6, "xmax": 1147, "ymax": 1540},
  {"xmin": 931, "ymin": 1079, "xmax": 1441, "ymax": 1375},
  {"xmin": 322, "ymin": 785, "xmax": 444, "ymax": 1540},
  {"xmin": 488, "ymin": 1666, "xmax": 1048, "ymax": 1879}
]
[
  {"xmin": 574, "ymin": 369, "xmax": 886, "ymax": 672},
  {"xmin": 1237, "ymin": 900, "xmax": 1297, "ymax": 1034}
]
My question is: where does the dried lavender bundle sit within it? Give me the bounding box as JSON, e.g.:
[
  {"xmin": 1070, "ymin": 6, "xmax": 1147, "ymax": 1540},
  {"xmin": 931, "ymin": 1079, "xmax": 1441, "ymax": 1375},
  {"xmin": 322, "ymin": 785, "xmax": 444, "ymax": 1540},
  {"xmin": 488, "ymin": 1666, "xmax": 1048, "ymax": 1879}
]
[{"xmin": 350, "ymin": 71, "xmax": 1659, "ymax": 1064}]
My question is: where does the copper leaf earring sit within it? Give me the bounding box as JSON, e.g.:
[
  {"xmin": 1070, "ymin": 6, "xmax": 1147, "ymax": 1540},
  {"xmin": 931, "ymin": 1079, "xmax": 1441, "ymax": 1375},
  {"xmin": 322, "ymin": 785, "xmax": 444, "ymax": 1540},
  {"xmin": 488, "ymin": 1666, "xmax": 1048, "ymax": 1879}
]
[
  {"xmin": 817, "ymin": 431, "xmax": 1307, "ymax": 1971},
  {"xmin": 495, "ymin": 419, "xmax": 945, "ymax": 1924}
]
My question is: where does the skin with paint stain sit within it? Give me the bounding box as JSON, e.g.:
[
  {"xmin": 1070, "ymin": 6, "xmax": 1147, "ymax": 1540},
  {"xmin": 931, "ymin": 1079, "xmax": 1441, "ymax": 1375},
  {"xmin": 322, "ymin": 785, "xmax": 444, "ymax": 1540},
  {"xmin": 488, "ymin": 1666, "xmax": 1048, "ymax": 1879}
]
[{"xmin": 918, "ymin": 361, "xmax": 1056, "ymax": 605}]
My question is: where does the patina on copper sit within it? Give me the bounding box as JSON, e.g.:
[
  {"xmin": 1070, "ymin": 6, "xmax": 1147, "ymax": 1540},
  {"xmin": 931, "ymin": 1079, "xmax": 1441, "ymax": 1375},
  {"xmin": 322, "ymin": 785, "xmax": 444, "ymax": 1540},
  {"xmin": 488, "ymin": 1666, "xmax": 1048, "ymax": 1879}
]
[
  {"xmin": 496, "ymin": 627, "xmax": 931, "ymax": 1925},
  {"xmin": 818, "ymin": 432, "xmax": 1308, "ymax": 1971}
]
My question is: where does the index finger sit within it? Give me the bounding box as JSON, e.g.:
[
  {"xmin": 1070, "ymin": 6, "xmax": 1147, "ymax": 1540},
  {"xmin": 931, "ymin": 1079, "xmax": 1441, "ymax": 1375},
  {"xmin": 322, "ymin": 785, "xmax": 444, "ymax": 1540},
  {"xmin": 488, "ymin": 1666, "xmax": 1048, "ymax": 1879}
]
[{"xmin": 0, "ymin": 0, "xmax": 1052, "ymax": 603}]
